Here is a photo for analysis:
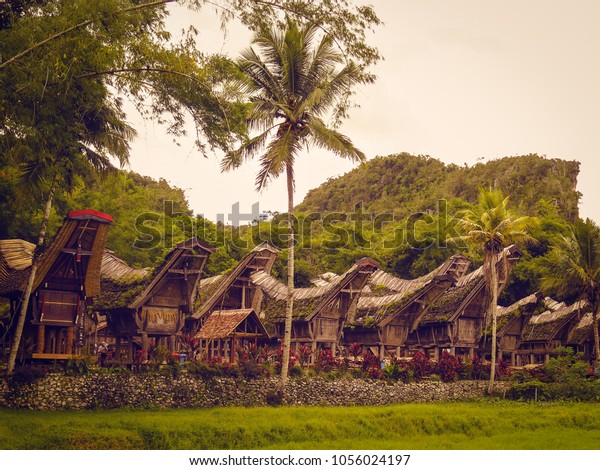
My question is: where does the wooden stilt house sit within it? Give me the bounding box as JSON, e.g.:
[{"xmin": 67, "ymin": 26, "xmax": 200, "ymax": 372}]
[
  {"xmin": 405, "ymin": 245, "xmax": 522, "ymax": 361},
  {"xmin": 0, "ymin": 210, "xmax": 112, "ymax": 360},
  {"xmin": 253, "ymin": 258, "xmax": 379, "ymax": 355},
  {"xmin": 518, "ymin": 300, "xmax": 589, "ymax": 365},
  {"xmin": 567, "ymin": 312, "xmax": 598, "ymax": 363},
  {"xmin": 190, "ymin": 242, "xmax": 280, "ymax": 329},
  {"xmin": 489, "ymin": 292, "xmax": 544, "ymax": 365},
  {"xmin": 95, "ymin": 238, "xmax": 214, "ymax": 361},
  {"xmin": 194, "ymin": 309, "xmax": 269, "ymax": 363},
  {"xmin": 344, "ymin": 254, "xmax": 471, "ymax": 358}
]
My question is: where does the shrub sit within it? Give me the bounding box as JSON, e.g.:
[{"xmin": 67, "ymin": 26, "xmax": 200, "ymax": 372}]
[
  {"xmin": 382, "ymin": 360, "xmax": 412, "ymax": 383},
  {"xmin": 315, "ymin": 349, "xmax": 337, "ymax": 373},
  {"xmin": 506, "ymin": 380, "xmax": 550, "ymax": 401},
  {"xmin": 437, "ymin": 351, "xmax": 461, "ymax": 382},
  {"xmin": 496, "ymin": 357, "xmax": 512, "ymax": 379},
  {"xmin": 297, "ymin": 344, "xmax": 313, "ymax": 368},
  {"xmin": 64, "ymin": 358, "xmax": 90, "ymax": 376},
  {"xmin": 8, "ymin": 366, "xmax": 47, "ymax": 387},
  {"xmin": 409, "ymin": 351, "xmax": 434, "ymax": 380},
  {"xmin": 288, "ymin": 365, "xmax": 304, "ymax": 377},
  {"xmin": 361, "ymin": 351, "xmax": 381, "ymax": 379}
]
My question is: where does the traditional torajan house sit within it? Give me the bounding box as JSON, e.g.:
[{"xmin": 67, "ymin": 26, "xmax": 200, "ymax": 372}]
[
  {"xmin": 344, "ymin": 254, "xmax": 471, "ymax": 358},
  {"xmin": 0, "ymin": 210, "xmax": 112, "ymax": 360},
  {"xmin": 95, "ymin": 237, "xmax": 214, "ymax": 361},
  {"xmin": 489, "ymin": 292, "xmax": 544, "ymax": 366},
  {"xmin": 194, "ymin": 309, "xmax": 269, "ymax": 363},
  {"xmin": 518, "ymin": 299, "xmax": 589, "ymax": 365},
  {"xmin": 190, "ymin": 242, "xmax": 280, "ymax": 329},
  {"xmin": 405, "ymin": 244, "xmax": 523, "ymax": 361},
  {"xmin": 254, "ymin": 258, "xmax": 379, "ymax": 356},
  {"xmin": 567, "ymin": 311, "xmax": 598, "ymax": 362}
]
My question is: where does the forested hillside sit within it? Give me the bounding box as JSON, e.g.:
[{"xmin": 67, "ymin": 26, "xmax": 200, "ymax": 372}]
[{"xmin": 297, "ymin": 153, "xmax": 580, "ymax": 222}]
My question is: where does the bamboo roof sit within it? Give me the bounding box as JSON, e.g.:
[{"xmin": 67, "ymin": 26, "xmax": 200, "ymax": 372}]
[
  {"xmin": 0, "ymin": 210, "xmax": 112, "ymax": 297},
  {"xmin": 194, "ymin": 309, "xmax": 268, "ymax": 339},
  {"xmin": 256, "ymin": 258, "xmax": 379, "ymax": 321},
  {"xmin": 494, "ymin": 292, "xmax": 544, "ymax": 336},
  {"xmin": 521, "ymin": 300, "xmax": 589, "ymax": 342},
  {"xmin": 95, "ymin": 237, "xmax": 214, "ymax": 311},
  {"xmin": 0, "ymin": 239, "xmax": 35, "ymax": 295},
  {"xmin": 567, "ymin": 312, "xmax": 595, "ymax": 345},
  {"xmin": 353, "ymin": 254, "xmax": 470, "ymax": 328},
  {"xmin": 192, "ymin": 242, "xmax": 280, "ymax": 320},
  {"xmin": 422, "ymin": 245, "xmax": 522, "ymax": 324}
]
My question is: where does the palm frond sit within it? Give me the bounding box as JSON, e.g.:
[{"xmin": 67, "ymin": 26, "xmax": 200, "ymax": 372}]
[{"xmin": 307, "ymin": 116, "xmax": 365, "ymax": 162}]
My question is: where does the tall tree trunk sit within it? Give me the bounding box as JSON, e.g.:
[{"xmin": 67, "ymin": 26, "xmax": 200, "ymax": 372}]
[
  {"xmin": 593, "ymin": 308, "xmax": 600, "ymax": 371},
  {"xmin": 279, "ymin": 163, "xmax": 295, "ymax": 393},
  {"xmin": 487, "ymin": 252, "xmax": 499, "ymax": 394},
  {"xmin": 6, "ymin": 183, "xmax": 56, "ymax": 375}
]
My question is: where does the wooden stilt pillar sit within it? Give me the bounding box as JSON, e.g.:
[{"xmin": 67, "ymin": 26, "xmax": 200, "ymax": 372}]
[
  {"xmin": 37, "ymin": 325, "xmax": 45, "ymax": 354},
  {"xmin": 169, "ymin": 335, "xmax": 176, "ymax": 352},
  {"xmin": 115, "ymin": 336, "xmax": 121, "ymax": 360},
  {"xmin": 230, "ymin": 337, "xmax": 236, "ymax": 364},
  {"xmin": 66, "ymin": 327, "xmax": 74, "ymax": 355},
  {"xmin": 142, "ymin": 333, "xmax": 149, "ymax": 351}
]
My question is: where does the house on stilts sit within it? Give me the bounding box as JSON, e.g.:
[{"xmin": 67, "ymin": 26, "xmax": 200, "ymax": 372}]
[
  {"xmin": 190, "ymin": 242, "xmax": 279, "ymax": 362},
  {"xmin": 0, "ymin": 210, "xmax": 112, "ymax": 361},
  {"xmin": 254, "ymin": 258, "xmax": 379, "ymax": 357},
  {"xmin": 405, "ymin": 245, "xmax": 523, "ymax": 361},
  {"xmin": 344, "ymin": 254, "xmax": 471, "ymax": 358},
  {"xmin": 94, "ymin": 237, "xmax": 214, "ymax": 362},
  {"xmin": 518, "ymin": 299, "xmax": 589, "ymax": 365}
]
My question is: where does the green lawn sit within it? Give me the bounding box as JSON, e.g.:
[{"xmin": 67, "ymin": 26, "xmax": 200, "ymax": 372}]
[{"xmin": 1, "ymin": 402, "xmax": 599, "ymax": 450}]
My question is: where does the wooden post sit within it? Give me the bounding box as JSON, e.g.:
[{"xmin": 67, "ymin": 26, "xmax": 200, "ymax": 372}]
[
  {"xmin": 66, "ymin": 327, "xmax": 74, "ymax": 355},
  {"xmin": 115, "ymin": 336, "xmax": 121, "ymax": 360},
  {"xmin": 169, "ymin": 335, "xmax": 176, "ymax": 352},
  {"xmin": 230, "ymin": 336, "xmax": 236, "ymax": 364},
  {"xmin": 142, "ymin": 332, "xmax": 149, "ymax": 351},
  {"xmin": 37, "ymin": 325, "xmax": 45, "ymax": 354}
]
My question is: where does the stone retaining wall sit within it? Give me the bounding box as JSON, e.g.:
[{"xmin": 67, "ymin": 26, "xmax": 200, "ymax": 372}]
[{"xmin": 0, "ymin": 373, "xmax": 510, "ymax": 410}]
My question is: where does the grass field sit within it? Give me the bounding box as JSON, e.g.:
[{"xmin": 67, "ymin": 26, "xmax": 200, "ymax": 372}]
[{"xmin": 1, "ymin": 401, "xmax": 599, "ymax": 450}]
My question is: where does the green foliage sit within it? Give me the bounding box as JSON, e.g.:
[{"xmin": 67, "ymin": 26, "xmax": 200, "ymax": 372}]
[{"xmin": 508, "ymin": 348, "xmax": 600, "ymax": 401}]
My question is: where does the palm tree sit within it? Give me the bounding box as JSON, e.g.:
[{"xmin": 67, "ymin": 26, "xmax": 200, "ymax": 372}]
[
  {"xmin": 222, "ymin": 19, "xmax": 369, "ymax": 390},
  {"xmin": 540, "ymin": 218, "xmax": 600, "ymax": 368},
  {"xmin": 452, "ymin": 188, "xmax": 538, "ymax": 393}
]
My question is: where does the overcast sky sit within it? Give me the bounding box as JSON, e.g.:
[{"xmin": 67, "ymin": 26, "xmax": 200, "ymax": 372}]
[{"xmin": 126, "ymin": 0, "xmax": 600, "ymax": 225}]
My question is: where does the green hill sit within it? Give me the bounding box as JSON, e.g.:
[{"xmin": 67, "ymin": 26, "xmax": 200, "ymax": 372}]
[{"xmin": 297, "ymin": 153, "xmax": 580, "ymax": 221}]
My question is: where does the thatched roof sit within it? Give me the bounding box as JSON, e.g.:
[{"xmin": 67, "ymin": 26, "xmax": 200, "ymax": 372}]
[
  {"xmin": 0, "ymin": 239, "xmax": 35, "ymax": 295},
  {"xmin": 353, "ymin": 254, "xmax": 470, "ymax": 328},
  {"xmin": 567, "ymin": 312, "xmax": 595, "ymax": 345},
  {"xmin": 256, "ymin": 258, "xmax": 379, "ymax": 321},
  {"xmin": 422, "ymin": 245, "xmax": 522, "ymax": 324},
  {"xmin": 521, "ymin": 300, "xmax": 589, "ymax": 342},
  {"xmin": 495, "ymin": 292, "xmax": 544, "ymax": 335},
  {"xmin": 194, "ymin": 309, "xmax": 268, "ymax": 340},
  {"xmin": 0, "ymin": 210, "xmax": 112, "ymax": 297},
  {"xmin": 95, "ymin": 237, "xmax": 214, "ymax": 311},
  {"xmin": 192, "ymin": 242, "xmax": 279, "ymax": 320}
]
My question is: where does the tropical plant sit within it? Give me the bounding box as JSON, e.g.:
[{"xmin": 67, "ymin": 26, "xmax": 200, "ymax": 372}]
[
  {"xmin": 221, "ymin": 19, "xmax": 371, "ymax": 390},
  {"xmin": 451, "ymin": 187, "xmax": 538, "ymax": 393},
  {"xmin": 540, "ymin": 219, "xmax": 600, "ymax": 368}
]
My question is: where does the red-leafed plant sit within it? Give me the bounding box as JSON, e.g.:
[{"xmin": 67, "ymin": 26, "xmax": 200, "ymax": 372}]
[
  {"xmin": 409, "ymin": 351, "xmax": 434, "ymax": 379},
  {"xmin": 437, "ymin": 351, "xmax": 461, "ymax": 382}
]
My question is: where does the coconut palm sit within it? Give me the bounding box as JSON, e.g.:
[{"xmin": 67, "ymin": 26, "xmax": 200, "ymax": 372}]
[
  {"xmin": 540, "ymin": 218, "xmax": 600, "ymax": 368},
  {"xmin": 222, "ymin": 19, "xmax": 369, "ymax": 390},
  {"xmin": 452, "ymin": 188, "xmax": 538, "ymax": 393}
]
